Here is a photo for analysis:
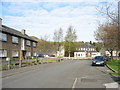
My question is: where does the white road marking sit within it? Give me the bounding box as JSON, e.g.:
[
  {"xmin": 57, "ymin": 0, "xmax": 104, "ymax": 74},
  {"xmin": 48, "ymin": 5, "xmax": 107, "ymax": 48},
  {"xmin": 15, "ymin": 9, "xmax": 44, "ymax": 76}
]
[
  {"xmin": 72, "ymin": 78, "xmax": 77, "ymax": 89},
  {"xmin": 104, "ymin": 82, "xmax": 118, "ymax": 88}
]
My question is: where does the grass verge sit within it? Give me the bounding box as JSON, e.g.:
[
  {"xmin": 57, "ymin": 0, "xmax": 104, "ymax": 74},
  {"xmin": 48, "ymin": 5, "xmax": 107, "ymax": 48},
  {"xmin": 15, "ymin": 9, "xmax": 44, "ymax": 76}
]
[{"xmin": 107, "ymin": 60, "xmax": 120, "ymax": 76}]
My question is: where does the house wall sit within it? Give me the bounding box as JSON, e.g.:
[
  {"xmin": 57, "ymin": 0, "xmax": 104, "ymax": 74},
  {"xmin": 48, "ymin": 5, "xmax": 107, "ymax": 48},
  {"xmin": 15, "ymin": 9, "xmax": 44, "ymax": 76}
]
[
  {"xmin": 105, "ymin": 51, "xmax": 120, "ymax": 56},
  {"xmin": 1, "ymin": 34, "xmax": 21, "ymax": 61},
  {"xmin": 0, "ymin": 32, "xmax": 37, "ymax": 61},
  {"xmin": 74, "ymin": 51, "xmax": 101, "ymax": 58},
  {"xmin": 57, "ymin": 46, "xmax": 65, "ymax": 57},
  {"xmin": 74, "ymin": 52, "xmax": 86, "ymax": 57},
  {"xmin": 91, "ymin": 52, "xmax": 101, "ymax": 57}
]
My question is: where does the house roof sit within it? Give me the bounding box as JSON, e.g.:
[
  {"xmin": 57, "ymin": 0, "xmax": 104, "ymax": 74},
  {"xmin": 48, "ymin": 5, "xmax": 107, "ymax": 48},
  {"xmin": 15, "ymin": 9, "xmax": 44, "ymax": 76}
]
[
  {"xmin": 76, "ymin": 43, "xmax": 96, "ymax": 52},
  {"xmin": 1, "ymin": 25, "xmax": 37, "ymax": 42},
  {"xmin": 81, "ymin": 43, "xmax": 95, "ymax": 48}
]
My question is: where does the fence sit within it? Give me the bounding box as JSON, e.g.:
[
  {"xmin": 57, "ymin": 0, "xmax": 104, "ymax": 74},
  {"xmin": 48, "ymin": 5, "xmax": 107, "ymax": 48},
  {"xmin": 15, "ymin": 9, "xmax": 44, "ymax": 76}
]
[{"xmin": 1, "ymin": 57, "xmax": 58, "ymax": 71}]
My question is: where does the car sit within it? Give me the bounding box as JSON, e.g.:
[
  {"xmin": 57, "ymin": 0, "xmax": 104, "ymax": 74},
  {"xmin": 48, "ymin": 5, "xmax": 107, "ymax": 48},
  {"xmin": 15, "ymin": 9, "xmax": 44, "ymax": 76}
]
[{"xmin": 92, "ymin": 56, "xmax": 106, "ymax": 66}]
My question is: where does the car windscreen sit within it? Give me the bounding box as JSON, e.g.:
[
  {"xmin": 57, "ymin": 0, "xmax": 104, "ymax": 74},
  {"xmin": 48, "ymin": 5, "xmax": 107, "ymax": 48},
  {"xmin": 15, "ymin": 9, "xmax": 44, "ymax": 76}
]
[{"xmin": 94, "ymin": 56, "xmax": 104, "ymax": 61}]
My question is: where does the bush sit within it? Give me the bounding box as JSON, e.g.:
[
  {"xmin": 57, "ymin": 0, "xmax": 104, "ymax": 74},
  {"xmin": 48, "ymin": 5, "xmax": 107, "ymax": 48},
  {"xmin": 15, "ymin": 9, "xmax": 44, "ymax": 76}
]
[
  {"xmin": 32, "ymin": 56, "xmax": 38, "ymax": 59},
  {"xmin": 34, "ymin": 62, "xmax": 38, "ymax": 65}
]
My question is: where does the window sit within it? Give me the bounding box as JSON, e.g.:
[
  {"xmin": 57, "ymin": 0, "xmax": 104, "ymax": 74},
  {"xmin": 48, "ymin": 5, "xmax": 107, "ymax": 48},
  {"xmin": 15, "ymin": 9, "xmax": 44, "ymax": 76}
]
[
  {"xmin": 89, "ymin": 48, "xmax": 91, "ymax": 51},
  {"xmin": 33, "ymin": 52, "xmax": 37, "ymax": 56},
  {"xmin": 0, "ymin": 49, "xmax": 7, "ymax": 57},
  {"xmin": 12, "ymin": 36, "xmax": 18, "ymax": 43},
  {"xmin": 12, "ymin": 50, "xmax": 19, "ymax": 57},
  {"xmin": 33, "ymin": 42, "xmax": 36, "ymax": 47},
  {"xmin": 90, "ymin": 48, "xmax": 92, "ymax": 51},
  {"xmin": 84, "ymin": 48, "xmax": 86, "ymax": 50},
  {"xmin": 78, "ymin": 54, "xmax": 80, "ymax": 56},
  {"xmin": 26, "ymin": 40, "xmax": 31, "ymax": 46},
  {"xmin": 0, "ymin": 32, "xmax": 7, "ymax": 41},
  {"xmin": 26, "ymin": 51, "xmax": 31, "ymax": 56}
]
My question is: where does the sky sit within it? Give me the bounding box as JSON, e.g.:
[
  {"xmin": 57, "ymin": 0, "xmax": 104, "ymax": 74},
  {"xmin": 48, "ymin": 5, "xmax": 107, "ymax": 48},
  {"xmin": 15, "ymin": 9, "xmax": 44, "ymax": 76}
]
[{"xmin": 1, "ymin": 0, "xmax": 118, "ymax": 42}]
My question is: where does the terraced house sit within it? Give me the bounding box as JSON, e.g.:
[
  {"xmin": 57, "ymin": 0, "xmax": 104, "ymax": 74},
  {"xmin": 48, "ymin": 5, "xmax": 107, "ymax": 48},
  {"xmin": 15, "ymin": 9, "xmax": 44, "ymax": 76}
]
[{"xmin": 0, "ymin": 18, "xmax": 38, "ymax": 62}]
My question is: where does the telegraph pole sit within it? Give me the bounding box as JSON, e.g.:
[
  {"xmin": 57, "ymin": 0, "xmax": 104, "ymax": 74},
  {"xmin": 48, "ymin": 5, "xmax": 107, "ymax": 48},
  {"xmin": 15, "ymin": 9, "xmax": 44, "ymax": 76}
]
[{"xmin": 118, "ymin": 1, "xmax": 120, "ymax": 58}]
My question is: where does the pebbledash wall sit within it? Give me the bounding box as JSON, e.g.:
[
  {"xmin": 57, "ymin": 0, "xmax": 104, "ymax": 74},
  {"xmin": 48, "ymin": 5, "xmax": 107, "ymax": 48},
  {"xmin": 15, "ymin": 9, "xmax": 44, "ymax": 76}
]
[{"xmin": 0, "ymin": 18, "xmax": 38, "ymax": 63}]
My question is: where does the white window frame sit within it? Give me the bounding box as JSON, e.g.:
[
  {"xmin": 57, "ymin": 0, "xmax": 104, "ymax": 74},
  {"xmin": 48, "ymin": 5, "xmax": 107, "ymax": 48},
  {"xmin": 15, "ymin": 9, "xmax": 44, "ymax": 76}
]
[
  {"xmin": 26, "ymin": 40, "xmax": 31, "ymax": 46},
  {"xmin": 33, "ymin": 52, "xmax": 37, "ymax": 56},
  {"xmin": 0, "ymin": 32, "xmax": 7, "ymax": 41},
  {"xmin": 26, "ymin": 51, "xmax": 31, "ymax": 57},
  {"xmin": 12, "ymin": 50, "xmax": 19, "ymax": 57},
  {"xmin": 12, "ymin": 36, "xmax": 18, "ymax": 43},
  {"xmin": 33, "ymin": 42, "xmax": 36, "ymax": 47},
  {"xmin": 0, "ymin": 49, "xmax": 7, "ymax": 57}
]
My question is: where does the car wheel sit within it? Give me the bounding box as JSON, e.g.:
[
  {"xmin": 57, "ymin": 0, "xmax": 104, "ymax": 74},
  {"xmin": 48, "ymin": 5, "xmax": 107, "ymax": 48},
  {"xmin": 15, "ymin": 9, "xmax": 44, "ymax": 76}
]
[{"xmin": 102, "ymin": 64, "xmax": 105, "ymax": 66}]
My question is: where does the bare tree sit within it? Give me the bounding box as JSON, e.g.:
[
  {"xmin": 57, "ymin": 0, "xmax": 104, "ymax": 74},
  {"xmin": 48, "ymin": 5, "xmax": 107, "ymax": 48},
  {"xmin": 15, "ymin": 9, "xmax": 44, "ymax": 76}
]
[
  {"xmin": 53, "ymin": 28, "xmax": 63, "ymax": 56},
  {"xmin": 40, "ymin": 35, "xmax": 52, "ymax": 55},
  {"xmin": 65, "ymin": 26, "xmax": 77, "ymax": 58},
  {"xmin": 94, "ymin": 22, "xmax": 118, "ymax": 59},
  {"xmin": 95, "ymin": 2, "xmax": 119, "ymax": 59}
]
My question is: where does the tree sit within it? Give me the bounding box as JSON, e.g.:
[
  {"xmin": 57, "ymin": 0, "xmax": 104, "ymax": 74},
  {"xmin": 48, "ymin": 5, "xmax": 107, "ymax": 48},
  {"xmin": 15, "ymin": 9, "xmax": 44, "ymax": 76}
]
[
  {"xmin": 40, "ymin": 35, "xmax": 53, "ymax": 55},
  {"xmin": 90, "ymin": 41, "xmax": 92, "ymax": 44},
  {"xmin": 94, "ymin": 21, "xmax": 118, "ymax": 59},
  {"xmin": 64, "ymin": 26, "xmax": 77, "ymax": 57},
  {"xmin": 53, "ymin": 28, "xmax": 63, "ymax": 56},
  {"xmin": 94, "ymin": 3, "xmax": 119, "ymax": 59}
]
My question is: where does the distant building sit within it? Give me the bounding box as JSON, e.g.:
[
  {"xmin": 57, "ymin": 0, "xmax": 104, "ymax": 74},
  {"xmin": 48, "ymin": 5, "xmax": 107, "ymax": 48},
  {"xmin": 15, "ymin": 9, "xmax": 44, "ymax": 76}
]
[
  {"xmin": 0, "ymin": 18, "xmax": 38, "ymax": 62},
  {"xmin": 74, "ymin": 43, "xmax": 101, "ymax": 58},
  {"xmin": 57, "ymin": 46, "xmax": 65, "ymax": 57},
  {"xmin": 105, "ymin": 51, "xmax": 120, "ymax": 57}
]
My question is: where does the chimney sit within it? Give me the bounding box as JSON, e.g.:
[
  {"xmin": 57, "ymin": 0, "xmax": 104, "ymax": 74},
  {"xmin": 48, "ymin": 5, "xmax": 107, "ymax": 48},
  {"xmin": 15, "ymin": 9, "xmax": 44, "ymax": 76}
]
[
  {"xmin": 21, "ymin": 29, "xmax": 26, "ymax": 35},
  {"xmin": 0, "ymin": 18, "xmax": 2, "ymax": 29}
]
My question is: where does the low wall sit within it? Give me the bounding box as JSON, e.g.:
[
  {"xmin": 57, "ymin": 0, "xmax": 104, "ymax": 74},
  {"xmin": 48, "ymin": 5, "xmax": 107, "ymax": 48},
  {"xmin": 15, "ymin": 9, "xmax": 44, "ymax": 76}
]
[{"xmin": 63, "ymin": 57, "xmax": 93, "ymax": 60}]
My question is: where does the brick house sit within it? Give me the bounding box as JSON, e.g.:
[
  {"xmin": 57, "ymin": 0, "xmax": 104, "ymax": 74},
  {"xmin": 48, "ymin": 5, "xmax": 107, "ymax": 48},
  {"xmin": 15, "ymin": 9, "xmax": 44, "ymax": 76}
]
[{"xmin": 0, "ymin": 18, "xmax": 38, "ymax": 63}]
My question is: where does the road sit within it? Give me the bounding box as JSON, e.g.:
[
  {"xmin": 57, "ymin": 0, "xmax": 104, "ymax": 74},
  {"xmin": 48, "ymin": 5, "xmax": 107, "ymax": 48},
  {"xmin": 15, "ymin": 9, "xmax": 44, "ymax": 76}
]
[{"xmin": 2, "ymin": 60, "xmax": 119, "ymax": 88}]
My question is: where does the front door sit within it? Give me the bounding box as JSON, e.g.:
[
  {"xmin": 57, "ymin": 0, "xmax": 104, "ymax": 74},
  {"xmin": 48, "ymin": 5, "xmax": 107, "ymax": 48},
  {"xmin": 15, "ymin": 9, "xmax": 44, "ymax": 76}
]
[{"xmin": 23, "ymin": 51, "xmax": 26, "ymax": 59}]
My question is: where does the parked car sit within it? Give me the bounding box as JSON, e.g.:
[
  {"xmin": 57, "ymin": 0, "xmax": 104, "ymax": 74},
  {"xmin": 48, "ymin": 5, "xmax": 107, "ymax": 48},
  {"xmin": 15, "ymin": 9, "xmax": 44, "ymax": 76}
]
[
  {"xmin": 38, "ymin": 54, "xmax": 44, "ymax": 58},
  {"xmin": 92, "ymin": 56, "xmax": 106, "ymax": 66}
]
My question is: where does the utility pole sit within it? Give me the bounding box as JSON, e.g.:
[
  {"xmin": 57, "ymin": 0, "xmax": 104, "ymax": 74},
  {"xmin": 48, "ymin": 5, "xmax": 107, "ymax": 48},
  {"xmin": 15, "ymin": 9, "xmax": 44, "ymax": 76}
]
[{"xmin": 118, "ymin": 2, "xmax": 120, "ymax": 58}]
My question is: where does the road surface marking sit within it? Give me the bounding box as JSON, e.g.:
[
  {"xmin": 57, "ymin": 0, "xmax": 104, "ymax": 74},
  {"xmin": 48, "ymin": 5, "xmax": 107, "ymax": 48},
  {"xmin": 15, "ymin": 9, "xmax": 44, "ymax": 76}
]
[
  {"xmin": 72, "ymin": 78, "xmax": 77, "ymax": 89},
  {"xmin": 104, "ymin": 82, "xmax": 118, "ymax": 88}
]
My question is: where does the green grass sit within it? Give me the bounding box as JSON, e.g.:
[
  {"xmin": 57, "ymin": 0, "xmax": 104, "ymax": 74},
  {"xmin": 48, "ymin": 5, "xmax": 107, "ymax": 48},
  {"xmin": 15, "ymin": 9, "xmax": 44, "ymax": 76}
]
[{"xmin": 107, "ymin": 60, "xmax": 120, "ymax": 76}]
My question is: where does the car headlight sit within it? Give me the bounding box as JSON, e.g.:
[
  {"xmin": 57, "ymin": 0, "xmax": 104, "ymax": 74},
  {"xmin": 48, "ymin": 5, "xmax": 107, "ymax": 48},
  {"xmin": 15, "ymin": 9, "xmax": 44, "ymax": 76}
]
[{"xmin": 93, "ymin": 61, "xmax": 96, "ymax": 63}]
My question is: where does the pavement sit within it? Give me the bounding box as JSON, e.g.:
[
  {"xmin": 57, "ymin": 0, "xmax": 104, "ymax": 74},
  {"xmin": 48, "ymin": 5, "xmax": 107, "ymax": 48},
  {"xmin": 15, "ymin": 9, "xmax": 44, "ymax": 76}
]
[{"xmin": 1, "ymin": 60, "xmax": 119, "ymax": 89}]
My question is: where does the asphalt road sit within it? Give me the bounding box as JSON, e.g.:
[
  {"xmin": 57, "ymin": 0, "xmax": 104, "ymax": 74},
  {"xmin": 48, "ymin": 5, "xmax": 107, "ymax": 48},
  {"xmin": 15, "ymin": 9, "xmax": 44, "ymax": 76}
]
[{"xmin": 2, "ymin": 60, "xmax": 118, "ymax": 88}]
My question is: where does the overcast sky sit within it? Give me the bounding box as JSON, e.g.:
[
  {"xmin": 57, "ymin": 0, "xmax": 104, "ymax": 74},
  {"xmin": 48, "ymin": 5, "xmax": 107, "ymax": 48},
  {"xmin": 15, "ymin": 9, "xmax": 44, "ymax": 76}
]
[{"xmin": 1, "ymin": 0, "xmax": 118, "ymax": 42}]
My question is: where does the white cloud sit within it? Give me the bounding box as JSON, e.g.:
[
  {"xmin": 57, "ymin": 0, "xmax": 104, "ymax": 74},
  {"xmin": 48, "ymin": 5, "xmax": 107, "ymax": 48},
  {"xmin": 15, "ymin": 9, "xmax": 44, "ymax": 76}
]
[{"xmin": 2, "ymin": 2, "xmax": 115, "ymax": 42}]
